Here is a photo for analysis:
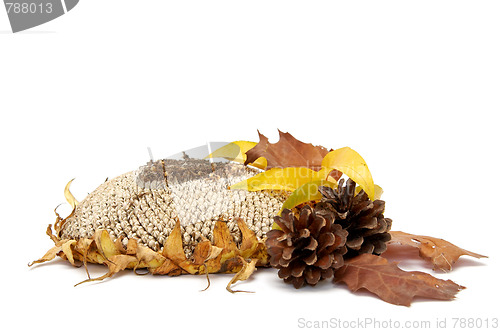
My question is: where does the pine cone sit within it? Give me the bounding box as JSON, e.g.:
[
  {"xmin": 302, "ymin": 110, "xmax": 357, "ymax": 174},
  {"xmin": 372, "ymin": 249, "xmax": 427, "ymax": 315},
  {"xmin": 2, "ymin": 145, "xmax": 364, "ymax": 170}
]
[
  {"xmin": 265, "ymin": 205, "xmax": 348, "ymax": 288},
  {"xmin": 317, "ymin": 178, "xmax": 392, "ymax": 258}
]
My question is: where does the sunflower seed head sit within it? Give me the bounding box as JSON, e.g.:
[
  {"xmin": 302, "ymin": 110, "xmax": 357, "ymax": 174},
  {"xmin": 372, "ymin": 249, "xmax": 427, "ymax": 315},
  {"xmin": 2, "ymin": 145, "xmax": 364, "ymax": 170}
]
[{"xmin": 60, "ymin": 159, "xmax": 288, "ymax": 254}]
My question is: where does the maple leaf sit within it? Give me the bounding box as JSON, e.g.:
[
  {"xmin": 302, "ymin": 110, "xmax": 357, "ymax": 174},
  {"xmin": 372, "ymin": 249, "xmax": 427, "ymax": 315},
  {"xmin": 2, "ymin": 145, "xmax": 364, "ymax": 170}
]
[
  {"xmin": 245, "ymin": 130, "xmax": 336, "ymax": 173},
  {"xmin": 388, "ymin": 231, "xmax": 487, "ymax": 272},
  {"xmin": 334, "ymin": 254, "xmax": 465, "ymax": 306}
]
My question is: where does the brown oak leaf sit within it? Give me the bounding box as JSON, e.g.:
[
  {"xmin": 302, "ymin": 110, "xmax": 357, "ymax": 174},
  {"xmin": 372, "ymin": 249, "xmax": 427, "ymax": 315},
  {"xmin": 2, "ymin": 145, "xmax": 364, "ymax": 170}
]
[
  {"xmin": 245, "ymin": 130, "xmax": 338, "ymax": 175},
  {"xmin": 388, "ymin": 231, "xmax": 487, "ymax": 272},
  {"xmin": 334, "ymin": 254, "xmax": 465, "ymax": 306}
]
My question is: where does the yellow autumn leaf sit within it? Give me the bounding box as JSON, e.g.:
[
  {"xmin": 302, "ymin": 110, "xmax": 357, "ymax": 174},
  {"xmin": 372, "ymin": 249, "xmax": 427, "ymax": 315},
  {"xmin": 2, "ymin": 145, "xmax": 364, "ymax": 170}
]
[
  {"xmin": 230, "ymin": 167, "xmax": 330, "ymax": 192},
  {"xmin": 272, "ymin": 179, "xmax": 338, "ymax": 230},
  {"xmin": 279, "ymin": 179, "xmax": 338, "ymax": 215},
  {"xmin": 321, "ymin": 147, "xmax": 375, "ymax": 200},
  {"xmin": 64, "ymin": 178, "xmax": 78, "ymax": 209},
  {"xmin": 205, "ymin": 141, "xmax": 267, "ymax": 169},
  {"xmin": 355, "ymin": 184, "xmax": 384, "ymax": 200}
]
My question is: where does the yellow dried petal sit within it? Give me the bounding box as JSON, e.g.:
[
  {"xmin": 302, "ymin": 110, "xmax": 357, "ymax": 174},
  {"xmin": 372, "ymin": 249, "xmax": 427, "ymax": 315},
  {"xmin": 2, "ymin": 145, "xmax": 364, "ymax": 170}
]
[
  {"xmin": 226, "ymin": 257, "xmax": 258, "ymax": 293},
  {"xmin": 64, "ymin": 178, "xmax": 78, "ymax": 209},
  {"xmin": 61, "ymin": 240, "xmax": 77, "ymax": 266}
]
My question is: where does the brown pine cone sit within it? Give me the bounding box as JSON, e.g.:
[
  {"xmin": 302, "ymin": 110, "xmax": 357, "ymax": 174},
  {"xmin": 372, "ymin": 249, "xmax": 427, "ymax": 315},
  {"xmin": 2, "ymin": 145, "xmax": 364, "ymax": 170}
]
[
  {"xmin": 317, "ymin": 178, "xmax": 392, "ymax": 258},
  {"xmin": 265, "ymin": 205, "xmax": 348, "ymax": 288}
]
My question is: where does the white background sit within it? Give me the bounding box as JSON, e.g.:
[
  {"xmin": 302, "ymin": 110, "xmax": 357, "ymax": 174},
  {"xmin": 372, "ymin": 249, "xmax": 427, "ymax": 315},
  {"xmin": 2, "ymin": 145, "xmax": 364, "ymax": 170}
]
[{"xmin": 1, "ymin": 1, "xmax": 499, "ymax": 331}]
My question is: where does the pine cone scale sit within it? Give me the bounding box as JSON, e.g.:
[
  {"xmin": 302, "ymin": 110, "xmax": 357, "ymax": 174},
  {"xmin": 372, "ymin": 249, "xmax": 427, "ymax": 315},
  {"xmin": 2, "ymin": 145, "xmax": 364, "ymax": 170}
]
[
  {"xmin": 298, "ymin": 228, "xmax": 310, "ymax": 239},
  {"xmin": 349, "ymin": 200, "xmax": 373, "ymax": 217},
  {"xmin": 273, "ymin": 213, "xmax": 292, "ymax": 233},
  {"xmin": 331, "ymin": 225, "xmax": 348, "ymax": 248},
  {"xmin": 321, "ymin": 267, "xmax": 334, "ymax": 279},
  {"xmin": 278, "ymin": 266, "xmax": 291, "ymax": 279},
  {"xmin": 346, "ymin": 236, "xmax": 364, "ymax": 250},
  {"xmin": 360, "ymin": 242, "xmax": 375, "ymax": 254},
  {"xmin": 353, "ymin": 216, "xmax": 378, "ymax": 229},
  {"xmin": 317, "ymin": 232, "xmax": 336, "ymax": 253},
  {"xmin": 305, "ymin": 268, "xmax": 321, "ymax": 285},
  {"xmin": 314, "ymin": 252, "xmax": 333, "ymax": 269},
  {"xmin": 291, "ymin": 276, "xmax": 305, "ymax": 289},
  {"xmin": 318, "ymin": 186, "xmax": 336, "ymax": 200},
  {"xmin": 291, "ymin": 262, "xmax": 305, "ymax": 277},
  {"xmin": 282, "ymin": 246, "xmax": 295, "ymax": 260},
  {"xmin": 269, "ymin": 254, "xmax": 281, "ymax": 267},
  {"xmin": 332, "ymin": 252, "xmax": 345, "ymax": 269},
  {"xmin": 309, "ymin": 216, "xmax": 326, "ymax": 237},
  {"xmin": 304, "ymin": 251, "xmax": 317, "ymax": 265},
  {"xmin": 371, "ymin": 200, "xmax": 386, "ymax": 216},
  {"xmin": 297, "ymin": 207, "xmax": 312, "ymax": 230},
  {"xmin": 304, "ymin": 237, "xmax": 318, "ymax": 251},
  {"xmin": 266, "ymin": 229, "xmax": 285, "ymax": 244}
]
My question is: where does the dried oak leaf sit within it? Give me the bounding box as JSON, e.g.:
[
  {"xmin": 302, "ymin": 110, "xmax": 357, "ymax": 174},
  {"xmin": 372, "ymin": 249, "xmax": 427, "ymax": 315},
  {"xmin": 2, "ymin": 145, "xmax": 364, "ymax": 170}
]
[
  {"xmin": 388, "ymin": 231, "xmax": 487, "ymax": 272},
  {"xmin": 245, "ymin": 130, "xmax": 338, "ymax": 175},
  {"xmin": 334, "ymin": 254, "xmax": 465, "ymax": 306}
]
